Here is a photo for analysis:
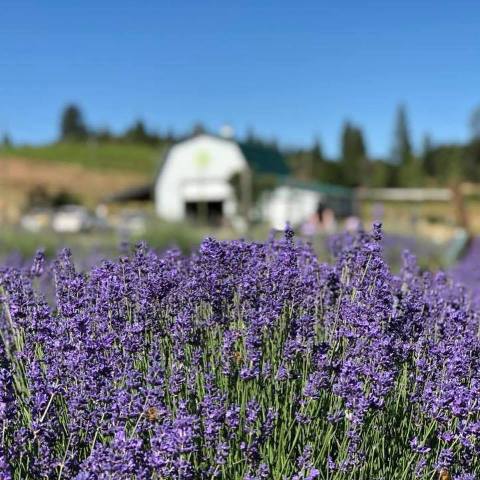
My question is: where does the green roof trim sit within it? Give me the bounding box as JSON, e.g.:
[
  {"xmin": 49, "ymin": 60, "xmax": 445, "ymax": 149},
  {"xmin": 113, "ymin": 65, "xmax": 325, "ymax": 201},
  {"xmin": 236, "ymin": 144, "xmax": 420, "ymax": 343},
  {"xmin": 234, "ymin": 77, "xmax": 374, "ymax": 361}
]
[{"xmin": 238, "ymin": 142, "xmax": 290, "ymax": 176}]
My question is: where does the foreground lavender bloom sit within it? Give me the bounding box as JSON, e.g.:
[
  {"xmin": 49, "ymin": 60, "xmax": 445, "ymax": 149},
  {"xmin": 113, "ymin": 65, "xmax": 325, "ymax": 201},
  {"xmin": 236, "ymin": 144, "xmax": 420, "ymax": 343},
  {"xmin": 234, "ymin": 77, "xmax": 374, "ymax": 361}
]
[{"xmin": 1, "ymin": 226, "xmax": 480, "ymax": 478}]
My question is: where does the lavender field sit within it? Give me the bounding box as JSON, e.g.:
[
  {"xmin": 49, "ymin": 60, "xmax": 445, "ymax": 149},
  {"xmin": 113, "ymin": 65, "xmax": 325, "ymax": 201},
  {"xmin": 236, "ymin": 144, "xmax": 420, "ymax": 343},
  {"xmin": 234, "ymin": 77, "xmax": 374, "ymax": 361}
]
[{"xmin": 0, "ymin": 225, "xmax": 478, "ymax": 479}]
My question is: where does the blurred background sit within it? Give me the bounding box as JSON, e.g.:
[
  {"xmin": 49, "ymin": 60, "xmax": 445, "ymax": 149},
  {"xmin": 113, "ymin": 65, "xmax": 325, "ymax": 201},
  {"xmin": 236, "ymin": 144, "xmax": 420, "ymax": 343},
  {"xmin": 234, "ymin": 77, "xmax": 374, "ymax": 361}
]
[{"xmin": 1, "ymin": 1, "xmax": 479, "ymax": 269}]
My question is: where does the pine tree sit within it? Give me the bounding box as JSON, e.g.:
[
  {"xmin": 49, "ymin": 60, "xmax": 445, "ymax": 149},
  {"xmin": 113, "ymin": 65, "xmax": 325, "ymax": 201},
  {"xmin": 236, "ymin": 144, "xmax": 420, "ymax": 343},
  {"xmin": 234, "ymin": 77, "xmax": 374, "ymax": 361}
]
[
  {"xmin": 124, "ymin": 120, "xmax": 149, "ymax": 143},
  {"xmin": 391, "ymin": 105, "xmax": 424, "ymax": 186},
  {"xmin": 311, "ymin": 138, "xmax": 323, "ymax": 165},
  {"xmin": 1, "ymin": 133, "xmax": 12, "ymax": 148},
  {"xmin": 391, "ymin": 104, "xmax": 412, "ymax": 166},
  {"xmin": 192, "ymin": 122, "xmax": 206, "ymax": 135},
  {"xmin": 60, "ymin": 104, "xmax": 88, "ymax": 141},
  {"xmin": 470, "ymin": 106, "xmax": 480, "ymax": 140},
  {"xmin": 307, "ymin": 137, "xmax": 324, "ymax": 181},
  {"xmin": 421, "ymin": 134, "xmax": 435, "ymax": 178},
  {"xmin": 340, "ymin": 122, "xmax": 367, "ymax": 187},
  {"xmin": 468, "ymin": 107, "xmax": 480, "ymax": 181}
]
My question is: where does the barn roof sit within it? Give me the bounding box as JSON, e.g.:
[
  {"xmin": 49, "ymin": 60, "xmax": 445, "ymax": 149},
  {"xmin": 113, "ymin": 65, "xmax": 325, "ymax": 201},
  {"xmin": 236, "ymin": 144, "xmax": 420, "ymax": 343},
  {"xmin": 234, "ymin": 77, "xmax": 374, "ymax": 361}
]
[
  {"xmin": 157, "ymin": 133, "xmax": 290, "ymax": 176},
  {"xmin": 237, "ymin": 141, "xmax": 290, "ymax": 175}
]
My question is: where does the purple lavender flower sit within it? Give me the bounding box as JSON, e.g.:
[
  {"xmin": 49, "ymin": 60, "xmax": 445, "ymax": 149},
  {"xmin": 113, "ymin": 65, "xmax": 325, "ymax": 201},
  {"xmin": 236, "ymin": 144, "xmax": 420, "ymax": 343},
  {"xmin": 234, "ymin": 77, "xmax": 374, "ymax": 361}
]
[{"xmin": 1, "ymin": 225, "xmax": 480, "ymax": 477}]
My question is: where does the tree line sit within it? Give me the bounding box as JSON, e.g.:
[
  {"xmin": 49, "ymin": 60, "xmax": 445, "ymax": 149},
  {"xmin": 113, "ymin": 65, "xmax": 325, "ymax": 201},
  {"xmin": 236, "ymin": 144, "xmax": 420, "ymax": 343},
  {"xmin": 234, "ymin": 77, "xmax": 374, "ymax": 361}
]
[
  {"xmin": 288, "ymin": 105, "xmax": 480, "ymax": 188},
  {"xmin": 9, "ymin": 103, "xmax": 480, "ymax": 188},
  {"xmin": 58, "ymin": 104, "xmax": 176, "ymax": 145}
]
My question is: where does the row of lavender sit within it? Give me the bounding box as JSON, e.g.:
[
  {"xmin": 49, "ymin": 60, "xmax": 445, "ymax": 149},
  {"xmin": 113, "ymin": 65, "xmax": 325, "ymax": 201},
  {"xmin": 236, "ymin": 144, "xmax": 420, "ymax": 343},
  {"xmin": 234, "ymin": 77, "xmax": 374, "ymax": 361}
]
[
  {"xmin": 0, "ymin": 225, "xmax": 478, "ymax": 479},
  {"xmin": 450, "ymin": 237, "xmax": 480, "ymax": 307}
]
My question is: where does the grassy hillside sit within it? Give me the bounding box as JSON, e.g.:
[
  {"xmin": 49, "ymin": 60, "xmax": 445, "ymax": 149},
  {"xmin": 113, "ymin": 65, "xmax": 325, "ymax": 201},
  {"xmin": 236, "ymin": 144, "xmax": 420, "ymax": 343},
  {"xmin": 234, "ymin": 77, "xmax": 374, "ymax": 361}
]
[
  {"xmin": 2, "ymin": 141, "xmax": 167, "ymax": 174},
  {"xmin": 0, "ymin": 154, "xmax": 151, "ymax": 218}
]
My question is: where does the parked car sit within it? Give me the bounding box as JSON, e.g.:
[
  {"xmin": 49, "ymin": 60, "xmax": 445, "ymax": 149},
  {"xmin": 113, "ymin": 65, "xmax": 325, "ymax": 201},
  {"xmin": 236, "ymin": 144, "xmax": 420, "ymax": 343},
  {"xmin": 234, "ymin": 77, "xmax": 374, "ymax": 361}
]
[
  {"xmin": 52, "ymin": 205, "xmax": 93, "ymax": 233},
  {"xmin": 117, "ymin": 211, "xmax": 148, "ymax": 236},
  {"xmin": 20, "ymin": 208, "xmax": 52, "ymax": 232}
]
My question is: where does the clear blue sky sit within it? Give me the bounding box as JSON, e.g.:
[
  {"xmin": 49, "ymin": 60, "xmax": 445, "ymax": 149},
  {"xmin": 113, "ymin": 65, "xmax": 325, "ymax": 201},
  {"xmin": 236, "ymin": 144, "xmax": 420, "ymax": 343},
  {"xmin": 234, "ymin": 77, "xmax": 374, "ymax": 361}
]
[{"xmin": 1, "ymin": 0, "xmax": 479, "ymax": 158}]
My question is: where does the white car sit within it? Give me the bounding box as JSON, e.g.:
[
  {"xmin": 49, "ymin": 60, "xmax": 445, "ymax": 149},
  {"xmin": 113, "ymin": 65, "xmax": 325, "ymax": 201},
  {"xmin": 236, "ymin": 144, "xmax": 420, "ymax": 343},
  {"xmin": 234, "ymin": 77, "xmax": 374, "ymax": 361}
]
[
  {"xmin": 20, "ymin": 209, "xmax": 52, "ymax": 232},
  {"xmin": 118, "ymin": 211, "xmax": 148, "ymax": 236},
  {"xmin": 52, "ymin": 205, "xmax": 92, "ymax": 233}
]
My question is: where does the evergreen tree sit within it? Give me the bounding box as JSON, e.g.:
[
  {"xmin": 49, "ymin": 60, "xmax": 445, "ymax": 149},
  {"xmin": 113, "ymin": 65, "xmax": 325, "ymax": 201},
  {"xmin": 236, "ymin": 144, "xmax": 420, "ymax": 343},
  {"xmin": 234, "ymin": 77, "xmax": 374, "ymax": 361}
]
[
  {"xmin": 245, "ymin": 127, "xmax": 257, "ymax": 144},
  {"xmin": 421, "ymin": 144, "xmax": 464, "ymax": 185},
  {"xmin": 1, "ymin": 133, "xmax": 12, "ymax": 148},
  {"xmin": 60, "ymin": 104, "xmax": 88, "ymax": 141},
  {"xmin": 311, "ymin": 138, "xmax": 323, "ymax": 164},
  {"xmin": 421, "ymin": 134, "xmax": 435, "ymax": 178},
  {"xmin": 470, "ymin": 106, "xmax": 480, "ymax": 140},
  {"xmin": 192, "ymin": 122, "xmax": 206, "ymax": 135},
  {"xmin": 124, "ymin": 120, "xmax": 149, "ymax": 143},
  {"xmin": 391, "ymin": 105, "xmax": 424, "ymax": 186},
  {"xmin": 391, "ymin": 104, "xmax": 412, "ymax": 165},
  {"xmin": 95, "ymin": 127, "xmax": 113, "ymax": 142},
  {"xmin": 468, "ymin": 106, "xmax": 480, "ymax": 181},
  {"xmin": 340, "ymin": 122, "xmax": 367, "ymax": 187},
  {"xmin": 122, "ymin": 119, "xmax": 162, "ymax": 145},
  {"xmin": 310, "ymin": 137, "xmax": 326, "ymax": 181}
]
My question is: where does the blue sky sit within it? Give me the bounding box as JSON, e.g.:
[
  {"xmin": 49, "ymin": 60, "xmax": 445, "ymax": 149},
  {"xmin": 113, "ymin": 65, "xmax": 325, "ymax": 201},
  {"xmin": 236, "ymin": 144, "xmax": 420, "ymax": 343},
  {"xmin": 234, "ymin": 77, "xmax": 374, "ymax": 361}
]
[{"xmin": 1, "ymin": 0, "xmax": 479, "ymax": 157}]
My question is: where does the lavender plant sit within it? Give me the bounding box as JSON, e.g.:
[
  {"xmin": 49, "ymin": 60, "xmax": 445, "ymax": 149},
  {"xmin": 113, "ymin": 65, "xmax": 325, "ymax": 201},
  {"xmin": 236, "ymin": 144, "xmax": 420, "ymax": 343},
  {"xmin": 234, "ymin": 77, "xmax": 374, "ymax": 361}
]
[{"xmin": 0, "ymin": 225, "xmax": 478, "ymax": 479}]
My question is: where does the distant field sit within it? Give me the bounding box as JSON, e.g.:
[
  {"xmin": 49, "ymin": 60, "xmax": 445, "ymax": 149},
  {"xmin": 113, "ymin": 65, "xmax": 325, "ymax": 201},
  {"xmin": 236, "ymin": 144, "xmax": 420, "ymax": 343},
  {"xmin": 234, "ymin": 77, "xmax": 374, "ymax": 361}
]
[
  {"xmin": 0, "ymin": 221, "xmax": 271, "ymax": 260},
  {"xmin": 0, "ymin": 222, "xmax": 204, "ymax": 259},
  {"xmin": 2, "ymin": 141, "xmax": 166, "ymax": 174},
  {"xmin": 0, "ymin": 154, "xmax": 150, "ymax": 217}
]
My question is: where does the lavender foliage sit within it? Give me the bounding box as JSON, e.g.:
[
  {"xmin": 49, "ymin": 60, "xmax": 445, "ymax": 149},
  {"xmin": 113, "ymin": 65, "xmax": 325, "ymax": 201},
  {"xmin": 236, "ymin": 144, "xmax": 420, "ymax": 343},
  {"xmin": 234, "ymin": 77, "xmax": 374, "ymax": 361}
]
[{"xmin": 0, "ymin": 225, "xmax": 479, "ymax": 479}]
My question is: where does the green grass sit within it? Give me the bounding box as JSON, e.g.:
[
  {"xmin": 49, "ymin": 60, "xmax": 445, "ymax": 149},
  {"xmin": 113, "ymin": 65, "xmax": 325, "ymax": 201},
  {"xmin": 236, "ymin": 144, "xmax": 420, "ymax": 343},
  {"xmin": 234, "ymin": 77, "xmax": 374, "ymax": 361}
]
[
  {"xmin": 0, "ymin": 221, "xmax": 450, "ymax": 273},
  {"xmin": 0, "ymin": 227, "xmax": 118, "ymax": 259},
  {"xmin": 0, "ymin": 222, "xmax": 247, "ymax": 260},
  {"xmin": 2, "ymin": 141, "xmax": 167, "ymax": 174}
]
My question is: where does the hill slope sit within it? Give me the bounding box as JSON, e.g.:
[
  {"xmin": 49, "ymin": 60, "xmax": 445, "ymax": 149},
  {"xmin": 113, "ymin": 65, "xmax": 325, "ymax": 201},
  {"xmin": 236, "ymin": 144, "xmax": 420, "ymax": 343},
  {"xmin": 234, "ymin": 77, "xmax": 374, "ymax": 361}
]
[{"xmin": 2, "ymin": 141, "xmax": 166, "ymax": 174}]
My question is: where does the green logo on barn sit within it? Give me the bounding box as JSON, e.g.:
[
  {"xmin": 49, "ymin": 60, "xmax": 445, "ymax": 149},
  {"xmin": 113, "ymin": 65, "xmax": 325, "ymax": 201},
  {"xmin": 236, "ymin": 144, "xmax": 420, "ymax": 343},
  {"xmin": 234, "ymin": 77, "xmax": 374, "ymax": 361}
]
[{"xmin": 195, "ymin": 150, "xmax": 211, "ymax": 168}]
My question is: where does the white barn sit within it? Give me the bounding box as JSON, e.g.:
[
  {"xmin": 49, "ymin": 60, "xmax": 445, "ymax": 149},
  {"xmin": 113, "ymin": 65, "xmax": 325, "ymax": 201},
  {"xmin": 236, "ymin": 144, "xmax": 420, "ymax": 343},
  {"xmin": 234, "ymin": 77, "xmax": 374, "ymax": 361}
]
[
  {"xmin": 106, "ymin": 133, "xmax": 354, "ymax": 230},
  {"xmin": 154, "ymin": 133, "xmax": 288, "ymax": 224},
  {"xmin": 260, "ymin": 179, "xmax": 354, "ymax": 230}
]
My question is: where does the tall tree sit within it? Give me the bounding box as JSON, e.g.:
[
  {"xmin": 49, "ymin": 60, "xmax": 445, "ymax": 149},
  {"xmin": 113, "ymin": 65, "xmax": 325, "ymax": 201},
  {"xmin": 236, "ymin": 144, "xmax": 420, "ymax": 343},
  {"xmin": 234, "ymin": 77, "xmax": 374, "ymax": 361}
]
[
  {"xmin": 391, "ymin": 105, "xmax": 424, "ymax": 186},
  {"xmin": 391, "ymin": 104, "xmax": 412, "ymax": 166},
  {"xmin": 464, "ymin": 107, "xmax": 480, "ymax": 182},
  {"xmin": 470, "ymin": 106, "xmax": 480, "ymax": 140},
  {"xmin": 340, "ymin": 121, "xmax": 367, "ymax": 187},
  {"xmin": 60, "ymin": 104, "xmax": 88, "ymax": 141},
  {"xmin": 310, "ymin": 137, "xmax": 326, "ymax": 181},
  {"xmin": 311, "ymin": 137, "xmax": 323, "ymax": 164},
  {"xmin": 1, "ymin": 133, "xmax": 12, "ymax": 148},
  {"xmin": 245, "ymin": 127, "xmax": 257, "ymax": 144},
  {"xmin": 123, "ymin": 119, "xmax": 162, "ymax": 145},
  {"xmin": 124, "ymin": 120, "xmax": 149, "ymax": 143},
  {"xmin": 192, "ymin": 122, "xmax": 206, "ymax": 135},
  {"xmin": 421, "ymin": 134, "xmax": 435, "ymax": 178}
]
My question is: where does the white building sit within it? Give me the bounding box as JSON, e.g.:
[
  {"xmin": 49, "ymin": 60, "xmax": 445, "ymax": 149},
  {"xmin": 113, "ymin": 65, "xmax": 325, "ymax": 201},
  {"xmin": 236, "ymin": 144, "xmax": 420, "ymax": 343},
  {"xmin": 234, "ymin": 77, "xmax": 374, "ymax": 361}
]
[
  {"xmin": 154, "ymin": 133, "xmax": 288, "ymax": 224},
  {"xmin": 107, "ymin": 132, "xmax": 354, "ymax": 230},
  {"xmin": 261, "ymin": 185, "xmax": 323, "ymax": 230},
  {"xmin": 260, "ymin": 179, "xmax": 354, "ymax": 230}
]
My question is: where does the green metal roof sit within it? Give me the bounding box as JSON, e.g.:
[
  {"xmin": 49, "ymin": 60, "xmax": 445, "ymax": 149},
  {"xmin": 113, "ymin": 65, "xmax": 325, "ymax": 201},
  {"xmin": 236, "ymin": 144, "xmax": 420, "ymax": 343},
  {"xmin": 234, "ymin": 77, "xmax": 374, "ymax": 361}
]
[{"xmin": 238, "ymin": 142, "xmax": 290, "ymax": 176}]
